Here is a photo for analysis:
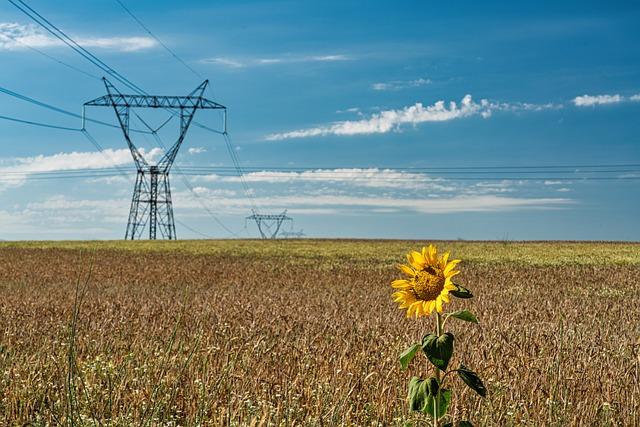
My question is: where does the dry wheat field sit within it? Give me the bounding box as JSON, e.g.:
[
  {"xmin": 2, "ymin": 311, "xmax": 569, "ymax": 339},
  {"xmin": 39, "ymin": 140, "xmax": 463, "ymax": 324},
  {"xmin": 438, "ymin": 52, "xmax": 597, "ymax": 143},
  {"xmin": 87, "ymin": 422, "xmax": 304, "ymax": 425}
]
[{"xmin": 0, "ymin": 240, "xmax": 639, "ymax": 426}]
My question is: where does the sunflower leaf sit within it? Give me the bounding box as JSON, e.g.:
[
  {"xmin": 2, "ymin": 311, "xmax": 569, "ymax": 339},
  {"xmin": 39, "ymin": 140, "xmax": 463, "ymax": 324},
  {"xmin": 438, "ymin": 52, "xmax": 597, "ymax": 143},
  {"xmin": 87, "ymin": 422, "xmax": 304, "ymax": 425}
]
[
  {"xmin": 422, "ymin": 333, "xmax": 455, "ymax": 371},
  {"xmin": 450, "ymin": 284, "xmax": 473, "ymax": 299},
  {"xmin": 424, "ymin": 388, "xmax": 451, "ymax": 419},
  {"xmin": 447, "ymin": 310, "xmax": 478, "ymax": 324},
  {"xmin": 407, "ymin": 377, "xmax": 430, "ymax": 412},
  {"xmin": 457, "ymin": 364, "xmax": 487, "ymax": 397},
  {"xmin": 399, "ymin": 343, "xmax": 422, "ymax": 370}
]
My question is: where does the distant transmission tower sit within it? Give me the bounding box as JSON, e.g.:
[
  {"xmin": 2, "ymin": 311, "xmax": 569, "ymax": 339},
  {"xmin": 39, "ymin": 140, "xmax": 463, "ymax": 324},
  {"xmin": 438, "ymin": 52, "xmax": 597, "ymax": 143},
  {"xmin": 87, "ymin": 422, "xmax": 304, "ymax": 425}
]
[
  {"xmin": 246, "ymin": 210, "xmax": 293, "ymax": 239},
  {"xmin": 84, "ymin": 78, "xmax": 226, "ymax": 240}
]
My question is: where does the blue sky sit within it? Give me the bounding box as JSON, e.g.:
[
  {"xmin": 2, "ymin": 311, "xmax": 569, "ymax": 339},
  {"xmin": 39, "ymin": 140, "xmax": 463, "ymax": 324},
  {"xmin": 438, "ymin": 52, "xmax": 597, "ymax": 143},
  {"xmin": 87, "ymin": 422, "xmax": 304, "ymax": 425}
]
[{"xmin": 0, "ymin": 0, "xmax": 638, "ymax": 240}]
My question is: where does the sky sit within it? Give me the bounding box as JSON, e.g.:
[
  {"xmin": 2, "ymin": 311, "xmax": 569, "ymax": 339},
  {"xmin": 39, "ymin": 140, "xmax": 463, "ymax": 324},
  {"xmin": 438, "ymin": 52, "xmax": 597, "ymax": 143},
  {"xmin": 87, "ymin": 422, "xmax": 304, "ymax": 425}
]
[{"xmin": 0, "ymin": 0, "xmax": 638, "ymax": 240}]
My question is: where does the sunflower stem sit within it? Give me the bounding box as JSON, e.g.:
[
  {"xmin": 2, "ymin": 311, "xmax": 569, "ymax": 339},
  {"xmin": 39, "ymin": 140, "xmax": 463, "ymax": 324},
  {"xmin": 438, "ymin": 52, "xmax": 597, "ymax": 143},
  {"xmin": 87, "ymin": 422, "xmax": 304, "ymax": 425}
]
[{"xmin": 433, "ymin": 312, "xmax": 443, "ymax": 427}]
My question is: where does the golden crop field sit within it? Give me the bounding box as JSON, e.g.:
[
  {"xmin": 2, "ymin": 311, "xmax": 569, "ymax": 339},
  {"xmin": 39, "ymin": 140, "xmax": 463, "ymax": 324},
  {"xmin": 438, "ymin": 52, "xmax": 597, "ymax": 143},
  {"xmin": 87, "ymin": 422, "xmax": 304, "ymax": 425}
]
[{"xmin": 0, "ymin": 240, "xmax": 639, "ymax": 426}]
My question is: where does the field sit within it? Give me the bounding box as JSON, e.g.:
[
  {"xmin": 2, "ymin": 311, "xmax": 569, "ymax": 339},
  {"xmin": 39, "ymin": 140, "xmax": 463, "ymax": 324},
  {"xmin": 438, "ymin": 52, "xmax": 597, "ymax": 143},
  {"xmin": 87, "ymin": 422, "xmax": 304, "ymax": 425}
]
[{"xmin": 1, "ymin": 240, "xmax": 639, "ymax": 426}]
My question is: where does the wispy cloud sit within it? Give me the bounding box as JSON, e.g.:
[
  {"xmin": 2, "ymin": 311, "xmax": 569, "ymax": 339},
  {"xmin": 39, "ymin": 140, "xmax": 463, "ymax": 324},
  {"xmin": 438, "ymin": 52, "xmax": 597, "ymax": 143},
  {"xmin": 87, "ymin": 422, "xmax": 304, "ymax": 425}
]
[
  {"xmin": 200, "ymin": 54, "xmax": 352, "ymax": 68},
  {"xmin": 336, "ymin": 107, "xmax": 361, "ymax": 114},
  {"xmin": 572, "ymin": 94, "xmax": 624, "ymax": 107},
  {"xmin": 571, "ymin": 93, "xmax": 640, "ymax": 107},
  {"xmin": 172, "ymin": 189, "xmax": 573, "ymax": 215},
  {"xmin": 0, "ymin": 22, "xmax": 157, "ymax": 52},
  {"xmin": 201, "ymin": 57, "xmax": 245, "ymax": 68},
  {"xmin": 265, "ymin": 96, "xmax": 559, "ymax": 140},
  {"xmin": 266, "ymin": 95, "xmax": 487, "ymax": 140},
  {"xmin": 372, "ymin": 78, "xmax": 431, "ymax": 91},
  {"xmin": 0, "ymin": 148, "xmax": 161, "ymax": 189},
  {"xmin": 192, "ymin": 168, "xmax": 457, "ymax": 191},
  {"xmin": 188, "ymin": 147, "xmax": 207, "ymax": 155}
]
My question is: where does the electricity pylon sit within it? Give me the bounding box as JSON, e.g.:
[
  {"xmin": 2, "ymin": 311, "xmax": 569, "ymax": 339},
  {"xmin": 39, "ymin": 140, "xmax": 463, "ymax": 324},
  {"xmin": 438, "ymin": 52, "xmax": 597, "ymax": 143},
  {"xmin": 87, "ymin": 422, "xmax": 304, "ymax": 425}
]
[
  {"xmin": 84, "ymin": 78, "xmax": 226, "ymax": 240},
  {"xmin": 246, "ymin": 210, "xmax": 293, "ymax": 239}
]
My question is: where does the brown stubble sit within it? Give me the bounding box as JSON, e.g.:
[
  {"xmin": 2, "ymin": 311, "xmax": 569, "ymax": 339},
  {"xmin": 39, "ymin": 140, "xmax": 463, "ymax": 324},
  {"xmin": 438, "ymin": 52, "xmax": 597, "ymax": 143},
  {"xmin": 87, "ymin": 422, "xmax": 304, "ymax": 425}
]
[{"xmin": 0, "ymin": 244, "xmax": 639, "ymax": 426}]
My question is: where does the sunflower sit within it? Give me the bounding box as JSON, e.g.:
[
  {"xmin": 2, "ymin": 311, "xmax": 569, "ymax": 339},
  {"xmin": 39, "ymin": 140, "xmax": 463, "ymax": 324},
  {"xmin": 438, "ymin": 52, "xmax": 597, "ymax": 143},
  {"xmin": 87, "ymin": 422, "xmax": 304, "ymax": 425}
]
[{"xmin": 392, "ymin": 244, "xmax": 461, "ymax": 318}]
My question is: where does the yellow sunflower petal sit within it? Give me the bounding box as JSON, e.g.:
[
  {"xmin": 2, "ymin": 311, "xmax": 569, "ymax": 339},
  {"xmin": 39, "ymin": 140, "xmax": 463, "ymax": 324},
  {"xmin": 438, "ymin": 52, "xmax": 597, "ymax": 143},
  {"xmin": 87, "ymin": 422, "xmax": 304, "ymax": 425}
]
[
  {"xmin": 446, "ymin": 270, "xmax": 461, "ymax": 278},
  {"xmin": 398, "ymin": 264, "xmax": 415, "ymax": 277},
  {"xmin": 393, "ymin": 290, "xmax": 412, "ymax": 302},
  {"xmin": 439, "ymin": 251, "xmax": 450, "ymax": 269},
  {"xmin": 422, "ymin": 301, "xmax": 430, "ymax": 314},
  {"xmin": 443, "ymin": 259, "xmax": 461, "ymax": 274},
  {"xmin": 441, "ymin": 293, "xmax": 450, "ymax": 303},
  {"xmin": 392, "ymin": 291, "xmax": 405, "ymax": 301},
  {"xmin": 391, "ymin": 279, "xmax": 412, "ymax": 289},
  {"xmin": 428, "ymin": 245, "xmax": 438, "ymax": 263},
  {"xmin": 414, "ymin": 302, "xmax": 424, "ymax": 317},
  {"xmin": 408, "ymin": 251, "xmax": 425, "ymax": 269},
  {"xmin": 435, "ymin": 297, "xmax": 443, "ymax": 313},
  {"xmin": 407, "ymin": 301, "xmax": 420, "ymax": 318},
  {"xmin": 427, "ymin": 300, "xmax": 436, "ymax": 314}
]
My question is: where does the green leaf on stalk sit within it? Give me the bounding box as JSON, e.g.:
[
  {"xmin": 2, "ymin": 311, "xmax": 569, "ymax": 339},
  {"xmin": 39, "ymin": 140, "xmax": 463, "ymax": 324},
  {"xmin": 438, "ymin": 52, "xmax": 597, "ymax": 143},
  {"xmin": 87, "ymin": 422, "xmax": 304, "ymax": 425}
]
[
  {"xmin": 424, "ymin": 388, "xmax": 451, "ymax": 419},
  {"xmin": 422, "ymin": 332, "xmax": 455, "ymax": 371},
  {"xmin": 407, "ymin": 377, "xmax": 430, "ymax": 412},
  {"xmin": 447, "ymin": 310, "xmax": 478, "ymax": 324},
  {"xmin": 457, "ymin": 364, "xmax": 487, "ymax": 397},
  {"xmin": 399, "ymin": 343, "xmax": 422, "ymax": 370},
  {"xmin": 450, "ymin": 284, "xmax": 473, "ymax": 299},
  {"xmin": 426, "ymin": 377, "xmax": 439, "ymax": 396}
]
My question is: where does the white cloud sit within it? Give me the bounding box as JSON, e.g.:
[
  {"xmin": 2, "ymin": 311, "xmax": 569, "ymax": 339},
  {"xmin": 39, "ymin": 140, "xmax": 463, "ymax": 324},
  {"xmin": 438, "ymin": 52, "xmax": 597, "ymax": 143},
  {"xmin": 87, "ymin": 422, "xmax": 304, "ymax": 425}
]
[
  {"xmin": 572, "ymin": 94, "xmax": 623, "ymax": 107},
  {"xmin": 372, "ymin": 78, "xmax": 432, "ymax": 91},
  {"xmin": 84, "ymin": 176, "xmax": 130, "ymax": 185},
  {"xmin": 0, "ymin": 22, "xmax": 157, "ymax": 52},
  {"xmin": 266, "ymin": 95, "xmax": 493, "ymax": 140},
  {"xmin": 192, "ymin": 168, "xmax": 457, "ymax": 191},
  {"xmin": 309, "ymin": 54, "xmax": 350, "ymax": 62},
  {"xmin": 188, "ymin": 147, "xmax": 206, "ymax": 155},
  {"xmin": 630, "ymin": 94, "xmax": 640, "ymax": 101},
  {"xmin": 172, "ymin": 190, "xmax": 573, "ymax": 215},
  {"xmin": 336, "ymin": 107, "xmax": 361, "ymax": 114},
  {"xmin": 200, "ymin": 57, "xmax": 245, "ymax": 68},
  {"xmin": 200, "ymin": 54, "xmax": 353, "ymax": 68},
  {"xmin": 0, "ymin": 147, "xmax": 162, "ymax": 190},
  {"xmin": 266, "ymin": 95, "xmax": 562, "ymax": 140}
]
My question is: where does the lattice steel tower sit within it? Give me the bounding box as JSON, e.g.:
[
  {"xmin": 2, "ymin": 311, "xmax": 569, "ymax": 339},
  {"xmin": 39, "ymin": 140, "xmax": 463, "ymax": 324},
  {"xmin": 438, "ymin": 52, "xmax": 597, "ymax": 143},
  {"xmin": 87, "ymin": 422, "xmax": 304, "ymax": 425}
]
[
  {"xmin": 84, "ymin": 78, "xmax": 226, "ymax": 240},
  {"xmin": 246, "ymin": 210, "xmax": 293, "ymax": 239}
]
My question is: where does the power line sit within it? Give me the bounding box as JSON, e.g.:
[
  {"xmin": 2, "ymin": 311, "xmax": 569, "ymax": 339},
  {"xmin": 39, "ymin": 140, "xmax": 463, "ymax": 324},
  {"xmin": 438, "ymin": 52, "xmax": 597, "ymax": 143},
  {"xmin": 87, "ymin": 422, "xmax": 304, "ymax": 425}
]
[
  {"xmin": 8, "ymin": 0, "xmax": 147, "ymax": 95},
  {"xmin": 0, "ymin": 114, "xmax": 80, "ymax": 132},
  {"xmin": 0, "ymin": 32, "xmax": 101, "ymax": 80},
  {"xmin": 4, "ymin": 162, "xmax": 639, "ymax": 175},
  {"xmin": 113, "ymin": 0, "xmax": 205, "ymax": 80},
  {"xmin": 176, "ymin": 163, "xmax": 640, "ymax": 171},
  {"xmin": 0, "ymin": 85, "xmax": 152, "ymax": 134},
  {"xmin": 2, "ymin": 168, "xmax": 638, "ymax": 182},
  {"xmin": 223, "ymin": 132, "xmax": 258, "ymax": 212}
]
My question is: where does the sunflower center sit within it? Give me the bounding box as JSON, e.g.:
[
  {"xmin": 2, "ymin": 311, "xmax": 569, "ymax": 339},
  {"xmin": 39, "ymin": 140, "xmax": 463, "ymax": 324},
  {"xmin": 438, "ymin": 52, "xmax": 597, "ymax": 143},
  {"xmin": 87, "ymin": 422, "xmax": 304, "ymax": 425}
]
[{"xmin": 412, "ymin": 266, "xmax": 445, "ymax": 301}]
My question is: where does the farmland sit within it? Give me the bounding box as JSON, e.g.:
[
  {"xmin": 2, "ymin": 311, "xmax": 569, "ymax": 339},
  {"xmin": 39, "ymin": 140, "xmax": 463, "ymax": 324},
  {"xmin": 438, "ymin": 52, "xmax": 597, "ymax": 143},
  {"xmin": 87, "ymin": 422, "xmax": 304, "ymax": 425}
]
[{"xmin": 0, "ymin": 240, "xmax": 639, "ymax": 426}]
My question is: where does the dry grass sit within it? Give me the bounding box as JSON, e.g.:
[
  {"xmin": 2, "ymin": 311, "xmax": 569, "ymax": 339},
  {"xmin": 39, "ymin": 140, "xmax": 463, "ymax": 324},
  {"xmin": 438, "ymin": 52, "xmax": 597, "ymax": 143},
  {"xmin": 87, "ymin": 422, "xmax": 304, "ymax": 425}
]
[{"xmin": 0, "ymin": 241, "xmax": 639, "ymax": 426}]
